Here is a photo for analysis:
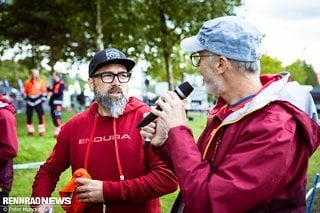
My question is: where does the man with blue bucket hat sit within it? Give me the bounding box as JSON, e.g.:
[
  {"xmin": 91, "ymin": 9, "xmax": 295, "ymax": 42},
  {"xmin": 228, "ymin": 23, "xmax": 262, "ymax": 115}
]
[{"xmin": 140, "ymin": 16, "xmax": 320, "ymax": 212}]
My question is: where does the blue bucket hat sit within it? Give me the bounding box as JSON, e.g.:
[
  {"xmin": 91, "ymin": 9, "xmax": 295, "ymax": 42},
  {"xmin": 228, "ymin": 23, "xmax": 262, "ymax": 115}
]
[
  {"xmin": 89, "ymin": 48, "xmax": 135, "ymax": 77},
  {"xmin": 180, "ymin": 16, "xmax": 263, "ymax": 62}
]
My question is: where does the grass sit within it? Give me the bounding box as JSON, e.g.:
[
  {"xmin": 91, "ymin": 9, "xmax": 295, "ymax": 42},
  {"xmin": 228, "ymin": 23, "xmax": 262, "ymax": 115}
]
[{"xmin": 10, "ymin": 111, "xmax": 320, "ymax": 212}]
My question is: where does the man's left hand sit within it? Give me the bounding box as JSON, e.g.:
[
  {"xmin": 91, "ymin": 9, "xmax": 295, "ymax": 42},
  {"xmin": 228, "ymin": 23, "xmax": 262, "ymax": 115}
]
[{"xmin": 75, "ymin": 178, "xmax": 104, "ymax": 203}]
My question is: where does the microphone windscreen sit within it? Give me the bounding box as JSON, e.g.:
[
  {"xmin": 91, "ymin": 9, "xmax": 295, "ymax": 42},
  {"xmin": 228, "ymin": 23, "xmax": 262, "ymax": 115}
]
[
  {"xmin": 136, "ymin": 81, "xmax": 194, "ymax": 128},
  {"xmin": 174, "ymin": 81, "xmax": 194, "ymax": 99}
]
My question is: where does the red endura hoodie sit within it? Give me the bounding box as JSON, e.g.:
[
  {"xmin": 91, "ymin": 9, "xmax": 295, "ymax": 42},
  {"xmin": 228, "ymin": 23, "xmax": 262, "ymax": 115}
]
[{"xmin": 32, "ymin": 97, "xmax": 178, "ymax": 212}]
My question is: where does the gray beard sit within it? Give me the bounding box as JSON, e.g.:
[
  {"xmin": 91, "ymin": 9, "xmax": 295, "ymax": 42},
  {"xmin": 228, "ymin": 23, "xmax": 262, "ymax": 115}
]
[{"xmin": 94, "ymin": 85, "xmax": 128, "ymax": 118}]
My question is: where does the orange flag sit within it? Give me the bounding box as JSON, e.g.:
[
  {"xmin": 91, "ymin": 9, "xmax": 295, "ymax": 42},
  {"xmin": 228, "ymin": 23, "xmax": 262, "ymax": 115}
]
[{"xmin": 59, "ymin": 168, "xmax": 92, "ymax": 213}]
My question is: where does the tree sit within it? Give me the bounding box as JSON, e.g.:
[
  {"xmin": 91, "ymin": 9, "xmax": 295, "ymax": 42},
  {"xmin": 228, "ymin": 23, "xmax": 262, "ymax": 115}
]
[
  {"xmin": 299, "ymin": 60, "xmax": 317, "ymax": 86},
  {"xmin": 1, "ymin": 0, "xmax": 243, "ymax": 89},
  {"xmin": 284, "ymin": 60, "xmax": 317, "ymax": 86},
  {"xmin": 131, "ymin": 0, "xmax": 242, "ymax": 89},
  {"xmin": 260, "ymin": 55, "xmax": 283, "ymax": 75},
  {"xmin": 0, "ymin": 0, "xmax": 103, "ymax": 69},
  {"xmin": 285, "ymin": 61, "xmax": 306, "ymax": 84},
  {"xmin": 0, "ymin": 60, "xmax": 30, "ymax": 88},
  {"xmin": 0, "ymin": 0, "xmax": 75, "ymax": 69},
  {"xmin": 260, "ymin": 55, "xmax": 318, "ymax": 86}
]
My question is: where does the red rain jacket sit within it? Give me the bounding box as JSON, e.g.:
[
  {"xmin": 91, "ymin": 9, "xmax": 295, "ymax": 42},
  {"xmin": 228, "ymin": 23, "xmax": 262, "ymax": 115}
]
[
  {"xmin": 0, "ymin": 94, "xmax": 18, "ymax": 191},
  {"xmin": 155, "ymin": 73, "xmax": 320, "ymax": 213}
]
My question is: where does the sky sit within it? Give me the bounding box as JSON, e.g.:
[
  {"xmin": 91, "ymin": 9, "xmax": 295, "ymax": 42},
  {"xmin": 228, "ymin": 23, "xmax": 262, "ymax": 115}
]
[{"xmin": 235, "ymin": 0, "xmax": 320, "ymax": 73}]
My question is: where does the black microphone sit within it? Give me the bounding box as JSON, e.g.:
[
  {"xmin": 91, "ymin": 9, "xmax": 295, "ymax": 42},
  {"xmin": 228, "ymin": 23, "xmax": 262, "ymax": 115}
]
[{"xmin": 136, "ymin": 81, "xmax": 194, "ymax": 129}]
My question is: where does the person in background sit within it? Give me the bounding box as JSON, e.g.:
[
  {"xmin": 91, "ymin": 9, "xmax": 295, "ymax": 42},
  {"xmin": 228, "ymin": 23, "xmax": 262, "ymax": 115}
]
[
  {"xmin": 32, "ymin": 47, "xmax": 178, "ymax": 213},
  {"xmin": 48, "ymin": 71, "xmax": 65, "ymax": 138},
  {"xmin": 0, "ymin": 93, "xmax": 18, "ymax": 213},
  {"xmin": 76, "ymin": 90, "xmax": 86, "ymax": 112},
  {"xmin": 23, "ymin": 68, "xmax": 47, "ymax": 136},
  {"xmin": 140, "ymin": 16, "xmax": 320, "ymax": 212}
]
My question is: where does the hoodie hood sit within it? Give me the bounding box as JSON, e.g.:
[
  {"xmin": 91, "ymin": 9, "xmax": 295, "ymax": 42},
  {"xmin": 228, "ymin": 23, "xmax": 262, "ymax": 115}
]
[
  {"xmin": 214, "ymin": 72, "xmax": 318, "ymax": 124},
  {"xmin": 220, "ymin": 72, "xmax": 319, "ymax": 156},
  {"xmin": 0, "ymin": 94, "xmax": 15, "ymax": 114}
]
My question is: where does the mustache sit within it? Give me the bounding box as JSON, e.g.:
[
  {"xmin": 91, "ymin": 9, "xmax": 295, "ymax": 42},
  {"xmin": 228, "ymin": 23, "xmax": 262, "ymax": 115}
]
[{"xmin": 108, "ymin": 86, "xmax": 123, "ymax": 94}]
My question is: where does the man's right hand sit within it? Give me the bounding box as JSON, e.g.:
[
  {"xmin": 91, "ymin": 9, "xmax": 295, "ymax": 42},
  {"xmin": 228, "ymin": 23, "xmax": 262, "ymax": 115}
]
[{"xmin": 140, "ymin": 119, "xmax": 168, "ymax": 147}]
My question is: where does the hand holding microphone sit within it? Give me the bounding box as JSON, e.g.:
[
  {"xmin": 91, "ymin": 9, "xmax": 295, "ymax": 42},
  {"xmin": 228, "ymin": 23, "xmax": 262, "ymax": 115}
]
[
  {"xmin": 141, "ymin": 116, "xmax": 168, "ymax": 149},
  {"xmin": 137, "ymin": 81, "xmax": 194, "ymax": 128},
  {"xmin": 138, "ymin": 82, "xmax": 194, "ymax": 149}
]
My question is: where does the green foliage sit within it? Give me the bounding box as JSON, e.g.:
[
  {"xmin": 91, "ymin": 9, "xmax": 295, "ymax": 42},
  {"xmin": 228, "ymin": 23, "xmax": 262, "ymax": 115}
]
[
  {"xmin": 0, "ymin": 60, "xmax": 52, "ymax": 88},
  {"xmin": 260, "ymin": 55, "xmax": 318, "ymax": 86},
  {"xmin": 0, "ymin": 60, "xmax": 29, "ymax": 88},
  {"xmin": 260, "ymin": 55, "xmax": 283, "ymax": 75},
  {"xmin": 284, "ymin": 60, "xmax": 307, "ymax": 84},
  {"xmin": 14, "ymin": 112, "xmax": 76, "ymax": 163},
  {"xmin": 284, "ymin": 60, "xmax": 317, "ymax": 86}
]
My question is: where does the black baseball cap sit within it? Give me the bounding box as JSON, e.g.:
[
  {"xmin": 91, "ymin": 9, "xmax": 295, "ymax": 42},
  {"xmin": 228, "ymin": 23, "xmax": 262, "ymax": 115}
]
[{"xmin": 88, "ymin": 48, "xmax": 135, "ymax": 77}]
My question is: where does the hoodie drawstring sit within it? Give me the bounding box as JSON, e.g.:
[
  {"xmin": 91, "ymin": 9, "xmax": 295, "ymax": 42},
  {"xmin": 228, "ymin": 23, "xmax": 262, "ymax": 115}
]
[
  {"xmin": 113, "ymin": 119, "xmax": 124, "ymax": 180},
  {"xmin": 84, "ymin": 116, "xmax": 98, "ymax": 170}
]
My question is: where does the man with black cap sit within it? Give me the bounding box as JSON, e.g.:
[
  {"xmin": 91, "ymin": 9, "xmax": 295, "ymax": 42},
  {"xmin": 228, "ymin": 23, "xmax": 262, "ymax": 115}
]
[
  {"xmin": 140, "ymin": 16, "xmax": 320, "ymax": 212},
  {"xmin": 32, "ymin": 47, "xmax": 178, "ymax": 213}
]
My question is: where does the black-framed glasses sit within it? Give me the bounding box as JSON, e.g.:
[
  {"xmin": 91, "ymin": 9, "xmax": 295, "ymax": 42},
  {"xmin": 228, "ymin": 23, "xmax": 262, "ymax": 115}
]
[
  {"xmin": 190, "ymin": 52, "xmax": 216, "ymax": 67},
  {"xmin": 91, "ymin": 71, "xmax": 132, "ymax": 83}
]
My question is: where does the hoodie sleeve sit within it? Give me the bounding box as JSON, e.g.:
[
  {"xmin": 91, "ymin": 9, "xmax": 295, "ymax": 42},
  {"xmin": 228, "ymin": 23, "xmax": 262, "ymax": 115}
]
[
  {"xmin": 102, "ymin": 148, "xmax": 178, "ymax": 204},
  {"xmin": 0, "ymin": 108, "xmax": 18, "ymax": 165},
  {"xmin": 32, "ymin": 124, "xmax": 71, "ymax": 198}
]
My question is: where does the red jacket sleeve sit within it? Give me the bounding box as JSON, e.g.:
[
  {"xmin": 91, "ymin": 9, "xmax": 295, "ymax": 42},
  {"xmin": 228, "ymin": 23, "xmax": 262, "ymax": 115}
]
[
  {"xmin": 102, "ymin": 148, "xmax": 178, "ymax": 204},
  {"xmin": 0, "ymin": 108, "xmax": 18, "ymax": 165}
]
